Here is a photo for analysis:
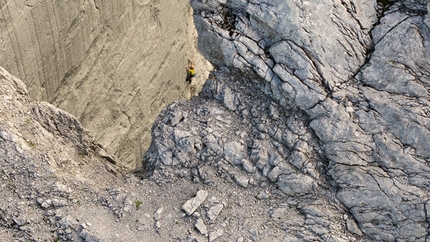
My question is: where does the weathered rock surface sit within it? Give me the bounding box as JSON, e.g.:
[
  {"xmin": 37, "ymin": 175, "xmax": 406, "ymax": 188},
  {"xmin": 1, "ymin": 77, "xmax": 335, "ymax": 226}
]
[
  {"xmin": 144, "ymin": 0, "xmax": 430, "ymax": 241},
  {"xmin": 0, "ymin": 0, "xmax": 212, "ymax": 167},
  {"xmin": 2, "ymin": 0, "xmax": 430, "ymax": 241},
  {"xmin": 0, "ymin": 66, "xmax": 120, "ymax": 241},
  {"xmin": 1, "ymin": 66, "xmax": 289, "ymax": 241}
]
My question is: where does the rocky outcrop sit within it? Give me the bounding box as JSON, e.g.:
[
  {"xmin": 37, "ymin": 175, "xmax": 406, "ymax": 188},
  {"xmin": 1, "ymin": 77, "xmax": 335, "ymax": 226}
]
[
  {"xmin": 1, "ymin": 65, "xmax": 338, "ymax": 242},
  {"xmin": 0, "ymin": 0, "xmax": 212, "ymax": 167},
  {"xmin": 144, "ymin": 0, "xmax": 430, "ymax": 241},
  {"xmin": 2, "ymin": 0, "xmax": 430, "ymax": 241},
  {"xmin": 0, "ymin": 65, "xmax": 120, "ymax": 241}
]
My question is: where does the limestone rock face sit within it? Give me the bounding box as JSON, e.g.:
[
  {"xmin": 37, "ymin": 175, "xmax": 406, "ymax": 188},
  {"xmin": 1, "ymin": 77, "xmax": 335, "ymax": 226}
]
[
  {"xmin": 0, "ymin": 66, "xmax": 109, "ymax": 161},
  {"xmin": 0, "ymin": 0, "xmax": 212, "ymax": 167},
  {"xmin": 144, "ymin": 0, "xmax": 430, "ymax": 240}
]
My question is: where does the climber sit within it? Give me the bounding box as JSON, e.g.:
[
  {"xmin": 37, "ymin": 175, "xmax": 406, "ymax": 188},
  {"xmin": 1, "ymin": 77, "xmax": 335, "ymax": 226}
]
[{"xmin": 186, "ymin": 59, "xmax": 195, "ymax": 82}]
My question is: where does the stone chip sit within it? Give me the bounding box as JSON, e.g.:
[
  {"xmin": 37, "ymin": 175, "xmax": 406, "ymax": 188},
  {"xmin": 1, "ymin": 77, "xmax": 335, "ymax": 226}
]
[
  {"xmin": 182, "ymin": 190, "xmax": 208, "ymax": 216},
  {"xmin": 207, "ymin": 203, "xmax": 224, "ymax": 221}
]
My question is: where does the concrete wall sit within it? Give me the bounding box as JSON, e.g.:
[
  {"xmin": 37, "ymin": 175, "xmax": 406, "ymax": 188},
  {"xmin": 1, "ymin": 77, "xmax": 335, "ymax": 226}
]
[{"xmin": 0, "ymin": 0, "xmax": 208, "ymax": 167}]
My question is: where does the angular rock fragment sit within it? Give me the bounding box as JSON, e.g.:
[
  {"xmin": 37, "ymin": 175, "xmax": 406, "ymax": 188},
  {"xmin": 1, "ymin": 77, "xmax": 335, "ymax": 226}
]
[
  {"xmin": 233, "ymin": 174, "xmax": 249, "ymax": 188},
  {"xmin": 195, "ymin": 218, "xmax": 208, "ymax": 236},
  {"xmin": 224, "ymin": 141, "xmax": 245, "ymax": 165},
  {"xmin": 209, "ymin": 229, "xmax": 224, "ymax": 242},
  {"xmin": 207, "ymin": 204, "xmax": 224, "ymax": 221},
  {"xmin": 182, "ymin": 190, "xmax": 208, "ymax": 216},
  {"xmin": 154, "ymin": 207, "xmax": 164, "ymax": 221},
  {"xmin": 346, "ymin": 218, "xmax": 363, "ymax": 236}
]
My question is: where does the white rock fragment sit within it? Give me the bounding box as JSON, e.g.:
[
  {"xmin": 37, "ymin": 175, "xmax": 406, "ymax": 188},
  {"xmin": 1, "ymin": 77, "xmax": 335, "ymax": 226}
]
[
  {"xmin": 256, "ymin": 190, "xmax": 269, "ymax": 200},
  {"xmin": 123, "ymin": 198, "xmax": 132, "ymax": 212},
  {"xmin": 155, "ymin": 220, "xmax": 162, "ymax": 229},
  {"xmin": 233, "ymin": 174, "xmax": 249, "ymax": 188},
  {"xmin": 207, "ymin": 204, "xmax": 224, "ymax": 221},
  {"xmin": 224, "ymin": 141, "xmax": 245, "ymax": 165},
  {"xmin": 52, "ymin": 182, "xmax": 71, "ymax": 194},
  {"xmin": 209, "ymin": 229, "xmax": 224, "ymax": 242},
  {"xmin": 51, "ymin": 199, "xmax": 67, "ymax": 207},
  {"xmin": 241, "ymin": 159, "xmax": 255, "ymax": 173},
  {"xmin": 13, "ymin": 217, "xmax": 26, "ymax": 226},
  {"xmin": 249, "ymin": 228, "xmax": 258, "ymax": 236},
  {"xmin": 182, "ymin": 190, "xmax": 208, "ymax": 215},
  {"xmin": 153, "ymin": 207, "xmax": 164, "ymax": 221},
  {"xmin": 41, "ymin": 201, "xmax": 50, "ymax": 209},
  {"xmin": 195, "ymin": 218, "xmax": 208, "ymax": 236}
]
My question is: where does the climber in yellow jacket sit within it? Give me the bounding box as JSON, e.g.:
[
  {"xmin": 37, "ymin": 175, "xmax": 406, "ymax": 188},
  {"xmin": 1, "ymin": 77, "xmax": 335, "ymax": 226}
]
[{"xmin": 186, "ymin": 59, "xmax": 195, "ymax": 82}]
